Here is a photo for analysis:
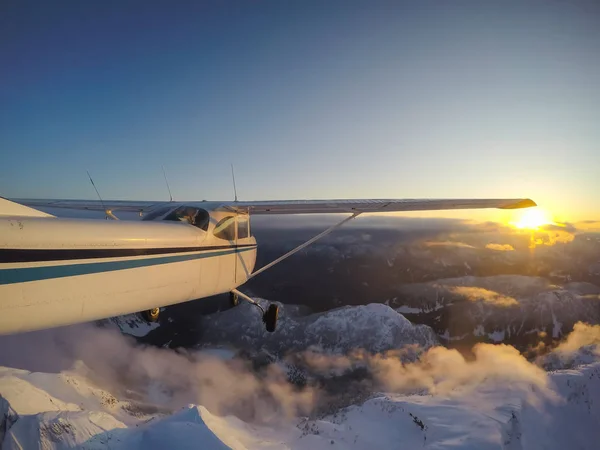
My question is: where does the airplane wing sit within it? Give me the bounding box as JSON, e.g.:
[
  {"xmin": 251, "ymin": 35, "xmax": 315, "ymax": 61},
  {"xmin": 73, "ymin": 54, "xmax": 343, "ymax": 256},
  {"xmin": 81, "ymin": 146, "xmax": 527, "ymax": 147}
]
[
  {"xmin": 10, "ymin": 197, "xmax": 536, "ymax": 216},
  {"xmin": 222, "ymin": 198, "xmax": 537, "ymax": 215},
  {"xmin": 10, "ymin": 198, "xmax": 166, "ymax": 213}
]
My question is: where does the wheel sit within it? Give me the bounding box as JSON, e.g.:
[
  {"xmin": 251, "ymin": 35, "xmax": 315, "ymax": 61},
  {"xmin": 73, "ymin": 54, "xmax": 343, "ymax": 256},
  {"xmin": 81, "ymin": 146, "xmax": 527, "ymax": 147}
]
[
  {"xmin": 262, "ymin": 304, "xmax": 279, "ymax": 333},
  {"xmin": 141, "ymin": 307, "xmax": 160, "ymax": 323},
  {"xmin": 229, "ymin": 292, "xmax": 239, "ymax": 307}
]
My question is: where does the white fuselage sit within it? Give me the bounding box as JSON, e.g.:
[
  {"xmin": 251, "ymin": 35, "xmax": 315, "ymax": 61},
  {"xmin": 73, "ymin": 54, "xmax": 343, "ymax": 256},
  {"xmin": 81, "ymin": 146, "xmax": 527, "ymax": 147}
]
[{"xmin": 0, "ymin": 210, "xmax": 256, "ymax": 334}]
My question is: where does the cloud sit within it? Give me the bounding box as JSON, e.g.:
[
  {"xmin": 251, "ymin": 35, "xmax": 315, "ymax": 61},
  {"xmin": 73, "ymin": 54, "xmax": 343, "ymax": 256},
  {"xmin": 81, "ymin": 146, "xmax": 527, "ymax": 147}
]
[
  {"xmin": 485, "ymin": 243, "xmax": 515, "ymax": 251},
  {"xmin": 425, "ymin": 241, "xmax": 476, "ymax": 249},
  {"xmin": 375, "ymin": 344, "xmax": 552, "ymax": 401},
  {"xmin": 3, "ymin": 318, "xmax": 600, "ymax": 423},
  {"xmin": 553, "ymin": 322, "xmax": 600, "ymax": 354},
  {"xmin": 447, "ymin": 286, "xmax": 519, "ymax": 307},
  {"xmin": 300, "ymin": 321, "xmax": 600, "ymax": 408},
  {"xmin": 516, "ymin": 228, "xmax": 576, "ymax": 248},
  {"xmin": 573, "ymin": 221, "xmax": 600, "ymax": 232},
  {"xmin": 297, "ymin": 343, "xmax": 556, "ymax": 408},
  {"xmin": 0, "ymin": 325, "xmax": 316, "ymax": 423},
  {"xmin": 534, "ymin": 322, "xmax": 600, "ymax": 370},
  {"xmin": 541, "ymin": 223, "xmax": 577, "ymax": 233}
]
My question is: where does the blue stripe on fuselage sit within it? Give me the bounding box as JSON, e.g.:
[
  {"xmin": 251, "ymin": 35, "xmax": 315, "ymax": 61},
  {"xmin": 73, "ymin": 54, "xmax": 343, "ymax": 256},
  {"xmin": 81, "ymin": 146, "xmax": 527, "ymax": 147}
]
[{"xmin": 0, "ymin": 246, "xmax": 256, "ymax": 285}]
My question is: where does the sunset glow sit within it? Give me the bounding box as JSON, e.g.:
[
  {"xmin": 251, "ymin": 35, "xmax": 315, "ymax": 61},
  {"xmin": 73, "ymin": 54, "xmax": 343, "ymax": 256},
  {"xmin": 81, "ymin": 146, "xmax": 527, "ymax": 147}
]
[{"xmin": 510, "ymin": 208, "xmax": 554, "ymax": 230}]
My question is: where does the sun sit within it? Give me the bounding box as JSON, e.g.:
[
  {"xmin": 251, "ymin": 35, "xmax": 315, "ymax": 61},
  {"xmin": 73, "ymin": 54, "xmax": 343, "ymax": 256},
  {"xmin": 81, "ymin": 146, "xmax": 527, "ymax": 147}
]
[{"xmin": 510, "ymin": 208, "xmax": 554, "ymax": 230}]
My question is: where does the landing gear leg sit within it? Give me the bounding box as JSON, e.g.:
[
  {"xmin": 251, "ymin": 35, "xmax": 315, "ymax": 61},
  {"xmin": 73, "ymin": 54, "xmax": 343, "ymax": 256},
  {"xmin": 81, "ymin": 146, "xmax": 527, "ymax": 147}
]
[
  {"xmin": 229, "ymin": 291, "xmax": 239, "ymax": 307},
  {"xmin": 230, "ymin": 288, "xmax": 279, "ymax": 332}
]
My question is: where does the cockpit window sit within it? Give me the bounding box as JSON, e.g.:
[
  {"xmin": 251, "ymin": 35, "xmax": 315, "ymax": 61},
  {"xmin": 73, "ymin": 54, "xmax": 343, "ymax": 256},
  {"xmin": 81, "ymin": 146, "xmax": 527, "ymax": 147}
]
[
  {"xmin": 195, "ymin": 209, "xmax": 210, "ymax": 231},
  {"xmin": 213, "ymin": 216, "xmax": 236, "ymax": 241},
  {"xmin": 163, "ymin": 206, "xmax": 210, "ymax": 231},
  {"xmin": 238, "ymin": 214, "xmax": 249, "ymax": 239}
]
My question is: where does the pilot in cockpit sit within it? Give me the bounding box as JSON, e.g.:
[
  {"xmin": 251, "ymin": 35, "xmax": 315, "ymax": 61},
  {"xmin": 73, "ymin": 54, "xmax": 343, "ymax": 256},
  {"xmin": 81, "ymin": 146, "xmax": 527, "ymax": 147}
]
[{"xmin": 176, "ymin": 207, "xmax": 198, "ymax": 225}]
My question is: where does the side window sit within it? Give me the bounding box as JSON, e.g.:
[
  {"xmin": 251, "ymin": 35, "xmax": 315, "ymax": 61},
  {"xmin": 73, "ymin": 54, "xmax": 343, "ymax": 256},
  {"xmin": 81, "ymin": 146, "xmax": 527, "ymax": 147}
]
[
  {"xmin": 163, "ymin": 207, "xmax": 210, "ymax": 232},
  {"xmin": 194, "ymin": 209, "xmax": 210, "ymax": 232},
  {"xmin": 213, "ymin": 216, "xmax": 236, "ymax": 241},
  {"xmin": 237, "ymin": 214, "xmax": 249, "ymax": 239},
  {"xmin": 164, "ymin": 207, "xmax": 188, "ymax": 223}
]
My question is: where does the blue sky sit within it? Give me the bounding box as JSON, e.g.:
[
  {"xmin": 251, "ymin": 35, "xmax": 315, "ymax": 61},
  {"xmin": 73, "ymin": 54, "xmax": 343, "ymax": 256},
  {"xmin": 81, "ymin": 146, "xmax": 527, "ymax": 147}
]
[{"xmin": 1, "ymin": 1, "xmax": 598, "ymax": 221}]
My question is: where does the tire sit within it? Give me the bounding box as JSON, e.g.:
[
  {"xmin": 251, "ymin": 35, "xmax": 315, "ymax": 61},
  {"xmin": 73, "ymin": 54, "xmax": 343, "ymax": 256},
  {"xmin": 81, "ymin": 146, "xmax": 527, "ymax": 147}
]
[
  {"xmin": 263, "ymin": 304, "xmax": 279, "ymax": 333},
  {"xmin": 141, "ymin": 307, "xmax": 160, "ymax": 323}
]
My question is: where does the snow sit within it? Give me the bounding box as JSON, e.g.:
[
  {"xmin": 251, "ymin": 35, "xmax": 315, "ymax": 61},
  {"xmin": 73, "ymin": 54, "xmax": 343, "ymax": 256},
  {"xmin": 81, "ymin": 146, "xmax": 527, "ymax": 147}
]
[
  {"xmin": 102, "ymin": 314, "xmax": 160, "ymax": 338},
  {"xmin": 488, "ymin": 330, "xmax": 506, "ymax": 342},
  {"xmin": 1, "ymin": 362, "xmax": 599, "ymax": 449},
  {"xmin": 396, "ymin": 275, "xmax": 600, "ymax": 343},
  {"xmin": 200, "ymin": 302, "xmax": 439, "ymax": 355},
  {"xmin": 301, "ymin": 393, "xmax": 521, "ymax": 449},
  {"xmin": 517, "ymin": 363, "xmax": 600, "ymax": 449},
  {"xmin": 0, "ymin": 374, "xmax": 80, "ymax": 414},
  {"xmin": 303, "ymin": 304, "xmax": 435, "ymax": 353},
  {"xmin": 199, "ymin": 348, "xmax": 238, "ymax": 360},
  {"xmin": 4, "ymin": 410, "xmax": 128, "ymax": 450},
  {"xmin": 395, "ymin": 306, "xmax": 423, "ymax": 314},
  {"xmin": 549, "ymin": 302, "xmax": 563, "ymax": 338},
  {"xmin": 395, "ymin": 302, "xmax": 446, "ymax": 315},
  {"xmin": 1, "ymin": 300, "xmax": 600, "ymax": 449}
]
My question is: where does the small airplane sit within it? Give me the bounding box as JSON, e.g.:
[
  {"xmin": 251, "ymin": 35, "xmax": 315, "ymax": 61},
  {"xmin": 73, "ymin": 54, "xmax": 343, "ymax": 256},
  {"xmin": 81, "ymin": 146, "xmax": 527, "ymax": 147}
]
[{"xmin": 0, "ymin": 195, "xmax": 536, "ymax": 335}]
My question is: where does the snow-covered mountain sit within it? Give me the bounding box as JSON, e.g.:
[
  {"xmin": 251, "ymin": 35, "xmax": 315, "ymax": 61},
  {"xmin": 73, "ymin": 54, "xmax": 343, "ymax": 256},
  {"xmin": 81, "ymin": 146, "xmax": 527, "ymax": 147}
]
[
  {"xmin": 198, "ymin": 302, "xmax": 439, "ymax": 356},
  {"xmin": 392, "ymin": 275, "xmax": 600, "ymax": 349},
  {"xmin": 104, "ymin": 302, "xmax": 438, "ymax": 357},
  {"xmin": 2, "ymin": 308, "xmax": 600, "ymax": 449},
  {"xmin": 1, "ymin": 345, "xmax": 599, "ymax": 449},
  {"xmin": 107, "ymin": 274, "xmax": 600, "ymax": 354},
  {"xmin": 238, "ymin": 222, "xmax": 600, "ymax": 353}
]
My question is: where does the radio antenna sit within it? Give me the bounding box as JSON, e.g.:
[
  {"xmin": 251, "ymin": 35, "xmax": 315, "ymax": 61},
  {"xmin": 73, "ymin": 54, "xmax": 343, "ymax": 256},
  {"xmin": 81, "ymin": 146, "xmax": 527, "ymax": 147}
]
[
  {"xmin": 86, "ymin": 170, "xmax": 117, "ymax": 220},
  {"xmin": 230, "ymin": 163, "xmax": 238, "ymax": 202},
  {"xmin": 162, "ymin": 165, "xmax": 174, "ymax": 202}
]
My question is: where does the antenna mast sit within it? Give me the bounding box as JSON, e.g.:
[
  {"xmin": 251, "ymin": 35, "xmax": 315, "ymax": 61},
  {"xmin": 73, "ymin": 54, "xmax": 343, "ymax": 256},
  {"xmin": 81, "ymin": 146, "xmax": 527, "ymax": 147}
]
[
  {"xmin": 162, "ymin": 165, "xmax": 174, "ymax": 202},
  {"xmin": 230, "ymin": 163, "xmax": 238, "ymax": 202},
  {"xmin": 87, "ymin": 171, "xmax": 118, "ymax": 220}
]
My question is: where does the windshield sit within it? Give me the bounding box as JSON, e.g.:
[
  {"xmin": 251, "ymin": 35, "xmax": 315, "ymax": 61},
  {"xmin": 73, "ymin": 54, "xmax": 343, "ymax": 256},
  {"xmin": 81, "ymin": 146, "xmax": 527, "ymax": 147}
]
[{"xmin": 213, "ymin": 216, "xmax": 236, "ymax": 241}]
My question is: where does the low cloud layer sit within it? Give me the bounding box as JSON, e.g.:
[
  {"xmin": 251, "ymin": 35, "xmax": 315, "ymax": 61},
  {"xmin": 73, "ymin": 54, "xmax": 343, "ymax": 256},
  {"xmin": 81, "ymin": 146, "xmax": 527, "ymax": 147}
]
[
  {"xmin": 486, "ymin": 243, "xmax": 515, "ymax": 251},
  {"xmin": 1, "ymin": 319, "xmax": 599, "ymax": 423},
  {"xmin": 536, "ymin": 322, "xmax": 600, "ymax": 369},
  {"xmin": 297, "ymin": 342, "xmax": 553, "ymax": 406},
  {"xmin": 425, "ymin": 241, "xmax": 476, "ymax": 249},
  {"xmin": 555, "ymin": 322, "xmax": 600, "ymax": 353},
  {"xmin": 524, "ymin": 228, "xmax": 576, "ymax": 248},
  {"xmin": 0, "ymin": 325, "xmax": 315, "ymax": 423},
  {"xmin": 447, "ymin": 286, "xmax": 519, "ymax": 307}
]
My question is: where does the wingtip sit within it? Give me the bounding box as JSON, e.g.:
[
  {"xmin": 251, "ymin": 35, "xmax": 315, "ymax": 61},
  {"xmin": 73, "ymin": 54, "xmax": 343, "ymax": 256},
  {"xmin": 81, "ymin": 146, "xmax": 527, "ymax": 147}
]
[{"xmin": 500, "ymin": 198, "xmax": 537, "ymax": 209}]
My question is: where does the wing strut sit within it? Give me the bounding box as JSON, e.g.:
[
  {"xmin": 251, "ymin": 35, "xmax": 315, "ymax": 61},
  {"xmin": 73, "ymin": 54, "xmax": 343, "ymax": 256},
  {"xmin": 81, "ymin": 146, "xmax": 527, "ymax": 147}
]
[{"xmin": 249, "ymin": 212, "xmax": 362, "ymax": 279}]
